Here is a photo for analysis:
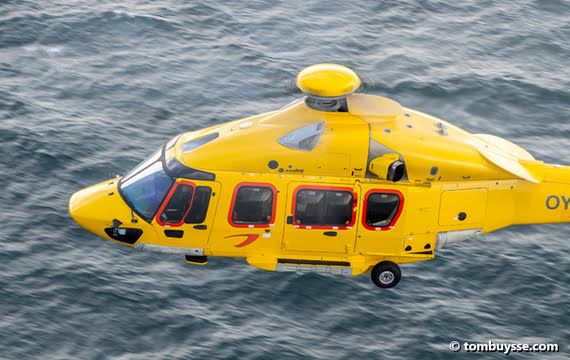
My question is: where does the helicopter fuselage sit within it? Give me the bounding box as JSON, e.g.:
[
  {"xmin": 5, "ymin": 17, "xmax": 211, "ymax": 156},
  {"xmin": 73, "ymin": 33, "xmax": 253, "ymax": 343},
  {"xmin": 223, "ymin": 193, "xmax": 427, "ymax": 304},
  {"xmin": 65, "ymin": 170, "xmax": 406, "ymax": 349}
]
[
  {"xmin": 69, "ymin": 94, "xmax": 570, "ymax": 284},
  {"xmin": 69, "ymin": 64, "xmax": 570, "ymax": 288}
]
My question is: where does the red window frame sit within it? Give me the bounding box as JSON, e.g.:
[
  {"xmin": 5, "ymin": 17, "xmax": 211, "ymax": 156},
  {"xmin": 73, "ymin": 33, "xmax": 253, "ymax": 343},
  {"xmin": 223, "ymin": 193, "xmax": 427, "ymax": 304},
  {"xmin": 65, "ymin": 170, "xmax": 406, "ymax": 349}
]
[
  {"xmin": 228, "ymin": 182, "xmax": 278, "ymax": 228},
  {"xmin": 361, "ymin": 189, "xmax": 404, "ymax": 231},
  {"xmin": 155, "ymin": 180, "xmax": 196, "ymax": 227},
  {"xmin": 291, "ymin": 185, "xmax": 357, "ymax": 230}
]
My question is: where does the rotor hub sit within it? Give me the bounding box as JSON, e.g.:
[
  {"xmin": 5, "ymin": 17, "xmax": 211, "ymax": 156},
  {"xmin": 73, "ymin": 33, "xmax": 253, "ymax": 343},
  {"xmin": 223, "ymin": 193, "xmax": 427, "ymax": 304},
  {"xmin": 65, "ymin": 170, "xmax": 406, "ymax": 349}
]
[{"xmin": 296, "ymin": 63, "xmax": 361, "ymax": 98}]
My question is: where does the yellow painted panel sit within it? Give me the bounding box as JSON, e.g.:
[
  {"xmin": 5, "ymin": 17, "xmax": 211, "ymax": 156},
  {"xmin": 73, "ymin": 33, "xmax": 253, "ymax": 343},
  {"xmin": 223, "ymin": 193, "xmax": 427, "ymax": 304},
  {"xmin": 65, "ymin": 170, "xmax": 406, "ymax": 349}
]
[
  {"xmin": 403, "ymin": 233, "xmax": 436, "ymax": 254},
  {"xmin": 439, "ymin": 188, "xmax": 488, "ymax": 226}
]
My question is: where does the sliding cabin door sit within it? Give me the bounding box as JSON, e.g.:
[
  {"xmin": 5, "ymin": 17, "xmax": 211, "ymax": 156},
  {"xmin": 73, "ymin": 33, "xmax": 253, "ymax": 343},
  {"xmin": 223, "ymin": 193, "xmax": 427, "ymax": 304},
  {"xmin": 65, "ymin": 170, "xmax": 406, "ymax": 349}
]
[{"xmin": 283, "ymin": 182, "xmax": 359, "ymax": 254}]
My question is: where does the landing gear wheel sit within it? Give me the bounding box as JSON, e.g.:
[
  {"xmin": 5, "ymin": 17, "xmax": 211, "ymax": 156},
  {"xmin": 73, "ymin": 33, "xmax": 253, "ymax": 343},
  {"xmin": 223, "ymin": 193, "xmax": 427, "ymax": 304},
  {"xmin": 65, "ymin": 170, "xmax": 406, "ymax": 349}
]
[{"xmin": 371, "ymin": 261, "xmax": 401, "ymax": 289}]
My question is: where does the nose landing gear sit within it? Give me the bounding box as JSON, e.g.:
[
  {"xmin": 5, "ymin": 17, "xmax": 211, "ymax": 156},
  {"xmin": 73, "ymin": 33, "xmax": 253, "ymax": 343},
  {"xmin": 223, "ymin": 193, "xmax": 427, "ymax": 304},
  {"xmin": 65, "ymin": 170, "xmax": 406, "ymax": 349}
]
[{"xmin": 371, "ymin": 261, "xmax": 401, "ymax": 288}]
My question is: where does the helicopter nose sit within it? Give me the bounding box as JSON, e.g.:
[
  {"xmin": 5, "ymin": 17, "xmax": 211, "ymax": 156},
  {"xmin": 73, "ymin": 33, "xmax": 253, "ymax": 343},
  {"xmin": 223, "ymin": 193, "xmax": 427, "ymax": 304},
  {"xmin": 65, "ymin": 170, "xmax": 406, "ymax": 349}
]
[
  {"xmin": 69, "ymin": 180, "xmax": 115, "ymax": 237},
  {"xmin": 69, "ymin": 179, "xmax": 154, "ymax": 246}
]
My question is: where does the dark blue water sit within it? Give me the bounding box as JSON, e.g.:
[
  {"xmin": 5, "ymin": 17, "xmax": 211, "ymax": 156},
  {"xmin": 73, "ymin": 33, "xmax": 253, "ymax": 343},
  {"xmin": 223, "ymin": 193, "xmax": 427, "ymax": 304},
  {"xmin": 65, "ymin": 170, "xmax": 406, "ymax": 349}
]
[{"xmin": 1, "ymin": 1, "xmax": 569, "ymax": 359}]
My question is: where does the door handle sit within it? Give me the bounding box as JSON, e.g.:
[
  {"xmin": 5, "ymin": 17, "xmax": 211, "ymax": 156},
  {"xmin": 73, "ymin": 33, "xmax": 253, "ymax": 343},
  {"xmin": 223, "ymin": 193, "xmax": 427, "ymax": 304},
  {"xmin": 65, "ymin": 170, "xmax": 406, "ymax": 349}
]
[
  {"xmin": 193, "ymin": 225, "xmax": 207, "ymax": 230},
  {"xmin": 323, "ymin": 231, "xmax": 337, "ymax": 237}
]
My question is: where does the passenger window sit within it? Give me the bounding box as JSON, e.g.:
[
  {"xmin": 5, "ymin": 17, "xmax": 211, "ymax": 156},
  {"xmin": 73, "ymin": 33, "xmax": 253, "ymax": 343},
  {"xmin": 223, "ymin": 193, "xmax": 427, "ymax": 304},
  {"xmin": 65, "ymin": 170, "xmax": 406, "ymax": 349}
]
[
  {"xmin": 295, "ymin": 189, "xmax": 354, "ymax": 226},
  {"xmin": 365, "ymin": 193, "xmax": 401, "ymax": 228},
  {"xmin": 159, "ymin": 184, "xmax": 194, "ymax": 224},
  {"xmin": 184, "ymin": 186, "xmax": 212, "ymax": 224},
  {"xmin": 231, "ymin": 185, "xmax": 275, "ymax": 225}
]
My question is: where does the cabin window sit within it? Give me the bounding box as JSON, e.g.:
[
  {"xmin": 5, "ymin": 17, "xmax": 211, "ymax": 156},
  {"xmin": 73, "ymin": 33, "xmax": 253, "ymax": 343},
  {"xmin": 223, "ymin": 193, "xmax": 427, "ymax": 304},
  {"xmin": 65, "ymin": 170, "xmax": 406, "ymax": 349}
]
[
  {"xmin": 363, "ymin": 191, "xmax": 403, "ymax": 230},
  {"xmin": 278, "ymin": 122, "xmax": 323, "ymax": 151},
  {"xmin": 184, "ymin": 186, "xmax": 212, "ymax": 224},
  {"xmin": 230, "ymin": 184, "xmax": 276, "ymax": 226},
  {"xmin": 158, "ymin": 183, "xmax": 195, "ymax": 225},
  {"xmin": 182, "ymin": 132, "xmax": 219, "ymax": 153},
  {"xmin": 294, "ymin": 188, "xmax": 354, "ymax": 227}
]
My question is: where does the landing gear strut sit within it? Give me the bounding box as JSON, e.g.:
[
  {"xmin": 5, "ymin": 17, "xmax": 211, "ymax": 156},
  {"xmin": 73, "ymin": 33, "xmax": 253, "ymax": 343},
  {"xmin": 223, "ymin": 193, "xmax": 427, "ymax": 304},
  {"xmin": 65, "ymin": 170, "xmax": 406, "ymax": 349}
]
[{"xmin": 371, "ymin": 261, "xmax": 401, "ymax": 288}]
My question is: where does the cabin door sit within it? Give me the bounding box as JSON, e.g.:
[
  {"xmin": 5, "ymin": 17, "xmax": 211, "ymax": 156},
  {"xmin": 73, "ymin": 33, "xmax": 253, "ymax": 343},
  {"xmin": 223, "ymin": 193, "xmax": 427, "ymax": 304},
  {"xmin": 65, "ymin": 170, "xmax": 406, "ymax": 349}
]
[
  {"xmin": 153, "ymin": 180, "xmax": 221, "ymax": 249},
  {"xmin": 282, "ymin": 182, "xmax": 359, "ymax": 254}
]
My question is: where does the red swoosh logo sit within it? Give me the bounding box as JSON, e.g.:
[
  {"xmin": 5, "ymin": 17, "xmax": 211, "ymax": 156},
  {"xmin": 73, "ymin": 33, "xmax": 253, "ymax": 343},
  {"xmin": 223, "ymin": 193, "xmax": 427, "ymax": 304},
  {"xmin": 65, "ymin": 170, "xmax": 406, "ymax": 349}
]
[{"xmin": 225, "ymin": 234, "xmax": 260, "ymax": 248}]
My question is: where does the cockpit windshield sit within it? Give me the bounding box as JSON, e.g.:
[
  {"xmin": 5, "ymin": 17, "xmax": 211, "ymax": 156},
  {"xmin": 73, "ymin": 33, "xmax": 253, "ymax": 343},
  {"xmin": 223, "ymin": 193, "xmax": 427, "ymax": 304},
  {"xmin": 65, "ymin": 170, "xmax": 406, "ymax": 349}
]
[
  {"xmin": 120, "ymin": 161, "xmax": 173, "ymax": 221},
  {"xmin": 122, "ymin": 148, "xmax": 162, "ymax": 184},
  {"xmin": 118, "ymin": 136, "xmax": 216, "ymax": 222}
]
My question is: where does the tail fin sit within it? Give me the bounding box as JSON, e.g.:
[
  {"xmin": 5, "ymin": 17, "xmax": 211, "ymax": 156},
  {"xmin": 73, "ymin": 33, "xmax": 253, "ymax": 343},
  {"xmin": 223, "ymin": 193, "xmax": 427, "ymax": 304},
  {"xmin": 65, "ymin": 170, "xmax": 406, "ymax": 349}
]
[{"xmin": 473, "ymin": 134, "xmax": 540, "ymax": 183}]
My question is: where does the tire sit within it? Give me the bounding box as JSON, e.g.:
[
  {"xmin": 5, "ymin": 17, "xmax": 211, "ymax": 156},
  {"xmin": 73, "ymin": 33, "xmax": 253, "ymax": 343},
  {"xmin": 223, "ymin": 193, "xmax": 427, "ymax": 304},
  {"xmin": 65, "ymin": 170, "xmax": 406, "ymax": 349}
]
[{"xmin": 371, "ymin": 261, "xmax": 401, "ymax": 288}]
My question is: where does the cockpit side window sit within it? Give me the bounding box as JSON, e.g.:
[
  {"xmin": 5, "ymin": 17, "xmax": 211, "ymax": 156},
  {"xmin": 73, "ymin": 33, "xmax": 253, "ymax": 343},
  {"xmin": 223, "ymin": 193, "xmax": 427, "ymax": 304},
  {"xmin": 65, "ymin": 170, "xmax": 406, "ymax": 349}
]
[
  {"xmin": 184, "ymin": 186, "xmax": 212, "ymax": 224},
  {"xmin": 157, "ymin": 182, "xmax": 195, "ymax": 226},
  {"xmin": 278, "ymin": 122, "xmax": 324, "ymax": 151},
  {"xmin": 182, "ymin": 132, "xmax": 219, "ymax": 153}
]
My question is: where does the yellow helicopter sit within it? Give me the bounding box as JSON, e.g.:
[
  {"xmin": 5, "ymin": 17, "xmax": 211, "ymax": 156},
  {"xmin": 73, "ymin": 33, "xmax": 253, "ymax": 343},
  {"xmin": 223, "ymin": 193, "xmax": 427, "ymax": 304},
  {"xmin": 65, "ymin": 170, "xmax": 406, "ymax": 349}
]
[{"xmin": 69, "ymin": 64, "xmax": 570, "ymax": 289}]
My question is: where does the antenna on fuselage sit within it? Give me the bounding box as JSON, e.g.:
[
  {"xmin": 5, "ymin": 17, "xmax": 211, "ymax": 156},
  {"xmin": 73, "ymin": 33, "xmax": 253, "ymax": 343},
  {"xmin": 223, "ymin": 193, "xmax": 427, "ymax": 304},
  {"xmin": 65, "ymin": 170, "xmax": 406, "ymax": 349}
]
[{"xmin": 296, "ymin": 64, "xmax": 361, "ymax": 112}]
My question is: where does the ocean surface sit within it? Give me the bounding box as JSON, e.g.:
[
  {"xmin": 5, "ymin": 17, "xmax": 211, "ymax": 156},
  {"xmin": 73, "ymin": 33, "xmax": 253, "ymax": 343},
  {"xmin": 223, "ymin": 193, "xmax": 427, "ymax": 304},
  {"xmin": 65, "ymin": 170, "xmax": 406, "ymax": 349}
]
[{"xmin": 0, "ymin": 0, "xmax": 569, "ymax": 359}]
